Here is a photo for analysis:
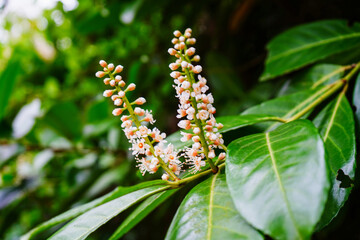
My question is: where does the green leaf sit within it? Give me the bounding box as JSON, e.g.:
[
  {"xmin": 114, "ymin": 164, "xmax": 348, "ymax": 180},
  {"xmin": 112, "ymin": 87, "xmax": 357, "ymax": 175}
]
[
  {"xmin": 0, "ymin": 56, "xmax": 21, "ymax": 120},
  {"xmin": 278, "ymin": 64, "xmax": 345, "ymax": 96},
  {"xmin": 354, "ymin": 73, "xmax": 360, "ymax": 126},
  {"xmin": 43, "ymin": 102, "xmax": 83, "ymax": 140},
  {"xmin": 226, "ymin": 120, "xmax": 329, "ymax": 240},
  {"xmin": 166, "ymin": 114, "xmax": 280, "ymax": 149},
  {"xmin": 261, "ymin": 20, "xmax": 360, "ymax": 81},
  {"xmin": 109, "ymin": 189, "xmax": 178, "ymax": 240},
  {"xmin": 165, "ymin": 173, "xmax": 263, "ymax": 240},
  {"xmin": 313, "ymin": 93, "xmax": 356, "ymax": 228},
  {"xmin": 21, "ymin": 180, "xmax": 167, "ymax": 240},
  {"xmin": 242, "ymin": 88, "xmax": 326, "ymax": 131},
  {"xmin": 49, "ymin": 185, "xmax": 169, "ymax": 240}
]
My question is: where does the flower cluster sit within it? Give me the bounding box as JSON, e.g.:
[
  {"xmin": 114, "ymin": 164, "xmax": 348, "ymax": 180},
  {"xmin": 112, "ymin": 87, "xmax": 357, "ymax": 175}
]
[
  {"xmin": 95, "ymin": 28, "xmax": 226, "ymax": 180},
  {"xmin": 168, "ymin": 28, "xmax": 225, "ymax": 173},
  {"xmin": 95, "ymin": 60, "xmax": 181, "ymax": 180}
]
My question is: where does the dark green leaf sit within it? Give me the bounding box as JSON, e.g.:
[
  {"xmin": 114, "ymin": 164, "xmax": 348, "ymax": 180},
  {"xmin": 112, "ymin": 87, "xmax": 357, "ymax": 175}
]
[
  {"xmin": 0, "ymin": 56, "xmax": 21, "ymax": 120},
  {"xmin": 226, "ymin": 120, "xmax": 329, "ymax": 240},
  {"xmin": 242, "ymin": 88, "xmax": 327, "ymax": 131},
  {"xmin": 43, "ymin": 102, "xmax": 82, "ymax": 140},
  {"xmin": 165, "ymin": 173, "xmax": 263, "ymax": 240},
  {"xmin": 354, "ymin": 73, "xmax": 360, "ymax": 126},
  {"xmin": 49, "ymin": 185, "xmax": 169, "ymax": 240},
  {"xmin": 167, "ymin": 114, "xmax": 280, "ymax": 149},
  {"xmin": 21, "ymin": 180, "xmax": 167, "ymax": 240},
  {"xmin": 278, "ymin": 64, "xmax": 345, "ymax": 96},
  {"xmin": 261, "ymin": 20, "xmax": 360, "ymax": 81},
  {"xmin": 314, "ymin": 93, "xmax": 356, "ymax": 228},
  {"xmin": 109, "ymin": 189, "xmax": 178, "ymax": 240}
]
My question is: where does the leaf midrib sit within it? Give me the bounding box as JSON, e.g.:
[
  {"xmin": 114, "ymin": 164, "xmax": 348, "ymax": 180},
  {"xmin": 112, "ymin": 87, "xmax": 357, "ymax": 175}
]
[
  {"xmin": 265, "ymin": 132, "xmax": 302, "ymax": 240},
  {"xmin": 207, "ymin": 173, "xmax": 218, "ymax": 240},
  {"xmin": 266, "ymin": 87, "xmax": 328, "ymax": 131},
  {"xmin": 323, "ymin": 93, "xmax": 343, "ymax": 140},
  {"xmin": 267, "ymin": 32, "xmax": 360, "ymax": 63}
]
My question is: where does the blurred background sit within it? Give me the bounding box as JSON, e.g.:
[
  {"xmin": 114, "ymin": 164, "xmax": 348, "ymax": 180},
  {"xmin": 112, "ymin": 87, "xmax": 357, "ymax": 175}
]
[{"xmin": 1, "ymin": 0, "xmax": 360, "ymax": 239}]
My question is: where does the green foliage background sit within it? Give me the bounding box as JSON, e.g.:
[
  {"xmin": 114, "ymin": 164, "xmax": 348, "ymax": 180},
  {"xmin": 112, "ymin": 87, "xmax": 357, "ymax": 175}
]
[{"xmin": 1, "ymin": 0, "xmax": 360, "ymax": 239}]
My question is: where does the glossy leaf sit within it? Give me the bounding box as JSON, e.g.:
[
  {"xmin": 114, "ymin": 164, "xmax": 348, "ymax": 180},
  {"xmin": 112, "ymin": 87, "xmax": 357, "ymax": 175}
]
[
  {"xmin": 226, "ymin": 120, "xmax": 329, "ymax": 240},
  {"xmin": 166, "ymin": 114, "xmax": 280, "ymax": 149},
  {"xmin": 109, "ymin": 189, "xmax": 178, "ymax": 240},
  {"xmin": 0, "ymin": 56, "xmax": 21, "ymax": 120},
  {"xmin": 314, "ymin": 93, "xmax": 356, "ymax": 228},
  {"xmin": 278, "ymin": 64, "xmax": 344, "ymax": 96},
  {"xmin": 21, "ymin": 180, "xmax": 167, "ymax": 240},
  {"xmin": 49, "ymin": 185, "xmax": 169, "ymax": 240},
  {"xmin": 261, "ymin": 20, "xmax": 360, "ymax": 81},
  {"xmin": 165, "ymin": 173, "xmax": 263, "ymax": 240},
  {"xmin": 242, "ymin": 88, "xmax": 327, "ymax": 131},
  {"xmin": 354, "ymin": 73, "xmax": 360, "ymax": 126}
]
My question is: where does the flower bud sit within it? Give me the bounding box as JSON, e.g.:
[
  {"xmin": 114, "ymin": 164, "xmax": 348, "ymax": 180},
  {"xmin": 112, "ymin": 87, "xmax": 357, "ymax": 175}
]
[
  {"xmin": 134, "ymin": 107, "xmax": 145, "ymax": 116},
  {"xmin": 135, "ymin": 97, "xmax": 146, "ymax": 105},
  {"xmin": 219, "ymin": 152, "xmax": 226, "ymax": 160},
  {"xmin": 115, "ymin": 65, "xmax": 123, "ymax": 73},
  {"xmin": 108, "ymin": 63, "xmax": 114, "ymax": 71},
  {"xmin": 119, "ymin": 80, "xmax": 126, "ymax": 87},
  {"xmin": 208, "ymin": 151, "xmax": 215, "ymax": 159},
  {"xmin": 179, "ymin": 36, "xmax": 185, "ymax": 42},
  {"xmin": 112, "ymin": 108, "xmax": 123, "ymax": 116},
  {"xmin": 192, "ymin": 55, "xmax": 200, "ymax": 62},
  {"xmin": 186, "ymin": 47, "xmax": 195, "ymax": 56},
  {"xmin": 96, "ymin": 71, "xmax": 106, "ymax": 78},
  {"xmin": 114, "ymin": 98, "xmax": 123, "ymax": 106},
  {"xmin": 169, "ymin": 63, "xmax": 179, "ymax": 70},
  {"xmin": 168, "ymin": 48, "xmax": 177, "ymax": 55},
  {"xmin": 162, "ymin": 174, "xmax": 169, "ymax": 181},
  {"xmin": 103, "ymin": 89, "xmax": 114, "ymax": 97},
  {"xmin": 103, "ymin": 78, "xmax": 111, "ymax": 85},
  {"xmin": 186, "ymin": 38, "xmax": 196, "ymax": 45},
  {"xmin": 115, "ymin": 75, "xmax": 122, "ymax": 81},
  {"xmin": 179, "ymin": 42, "xmax": 185, "ymax": 50},
  {"xmin": 118, "ymin": 91, "xmax": 125, "ymax": 98},
  {"xmin": 126, "ymin": 83, "xmax": 136, "ymax": 91},
  {"xmin": 171, "ymin": 38, "xmax": 179, "ymax": 44},
  {"xmin": 173, "ymin": 30, "xmax": 181, "ymax": 37},
  {"xmin": 181, "ymin": 61, "xmax": 188, "ymax": 68},
  {"xmin": 110, "ymin": 80, "xmax": 116, "ymax": 86},
  {"xmin": 99, "ymin": 60, "xmax": 107, "ymax": 68},
  {"xmin": 170, "ymin": 71, "xmax": 181, "ymax": 79},
  {"xmin": 193, "ymin": 65, "xmax": 202, "ymax": 74}
]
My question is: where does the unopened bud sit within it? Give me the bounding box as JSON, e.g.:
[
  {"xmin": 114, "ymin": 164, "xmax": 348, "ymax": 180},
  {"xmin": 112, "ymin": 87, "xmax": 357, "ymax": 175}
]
[
  {"xmin": 193, "ymin": 65, "xmax": 202, "ymax": 74},
  {"xmin": 99, "ymin": 60, "xmax": 107, "ymax": 68},
  {"xmin": 107, "ymin": 63, "xmax": 114, "ymax": 71},
  {"xmin": 186, "ymin": 38, "xmax": 196, "ymax": 45},
  {"xmin": 170, "ymin": 71, "xmax": 181, "ymax": 79},
  {"xmin": 115, "ymin": 65, "xmax": 123, "ymax": 73},
  {"xmin": 119, "ymin": 80, "xmax": 126, "ymax": 87},
  {"xmin": 171, "ymin": 38, "xmax": 179, "ymax": 44},
  {"xmin": 126, "ymin": 83, "xmax": 136, "ymax": 91},
  {"xmin": 173, "ymin": 30, "xmax": 181, "ymax": 37},
  {"xmin": 186, "ymin": 47, "xmax": 195, "ymax": 56},
  {"xmin": 169, "ymin": 63, "xmax": 179, "ymax": 70},
  {"xmin": 192, "ymin": 55, "xmax": 200, "ymax": 62},
  {"xmin": 135, "ymin": 97, "xmax": 146, "ymax": 105},
  {"xmin": 96, "ymin": 71, "xmax": 105, "ymax": 78},
  {"xmin": 168, "ymin": 48, "xmax": 177, "ymax": 55},
  {"xmin": 103, "ymin": 89, "xmax": 114, "ymax": 97},
  {"xmin": 103, "ymin": 78, "xmax": 111, "ymax": 85},
  {"xmin": 112, "ymin": 108, "xmax": 123, "ymax": 116},
  {"xmin": 114, "ymin": 98, "xmax": 123, "ymax": 106}
]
